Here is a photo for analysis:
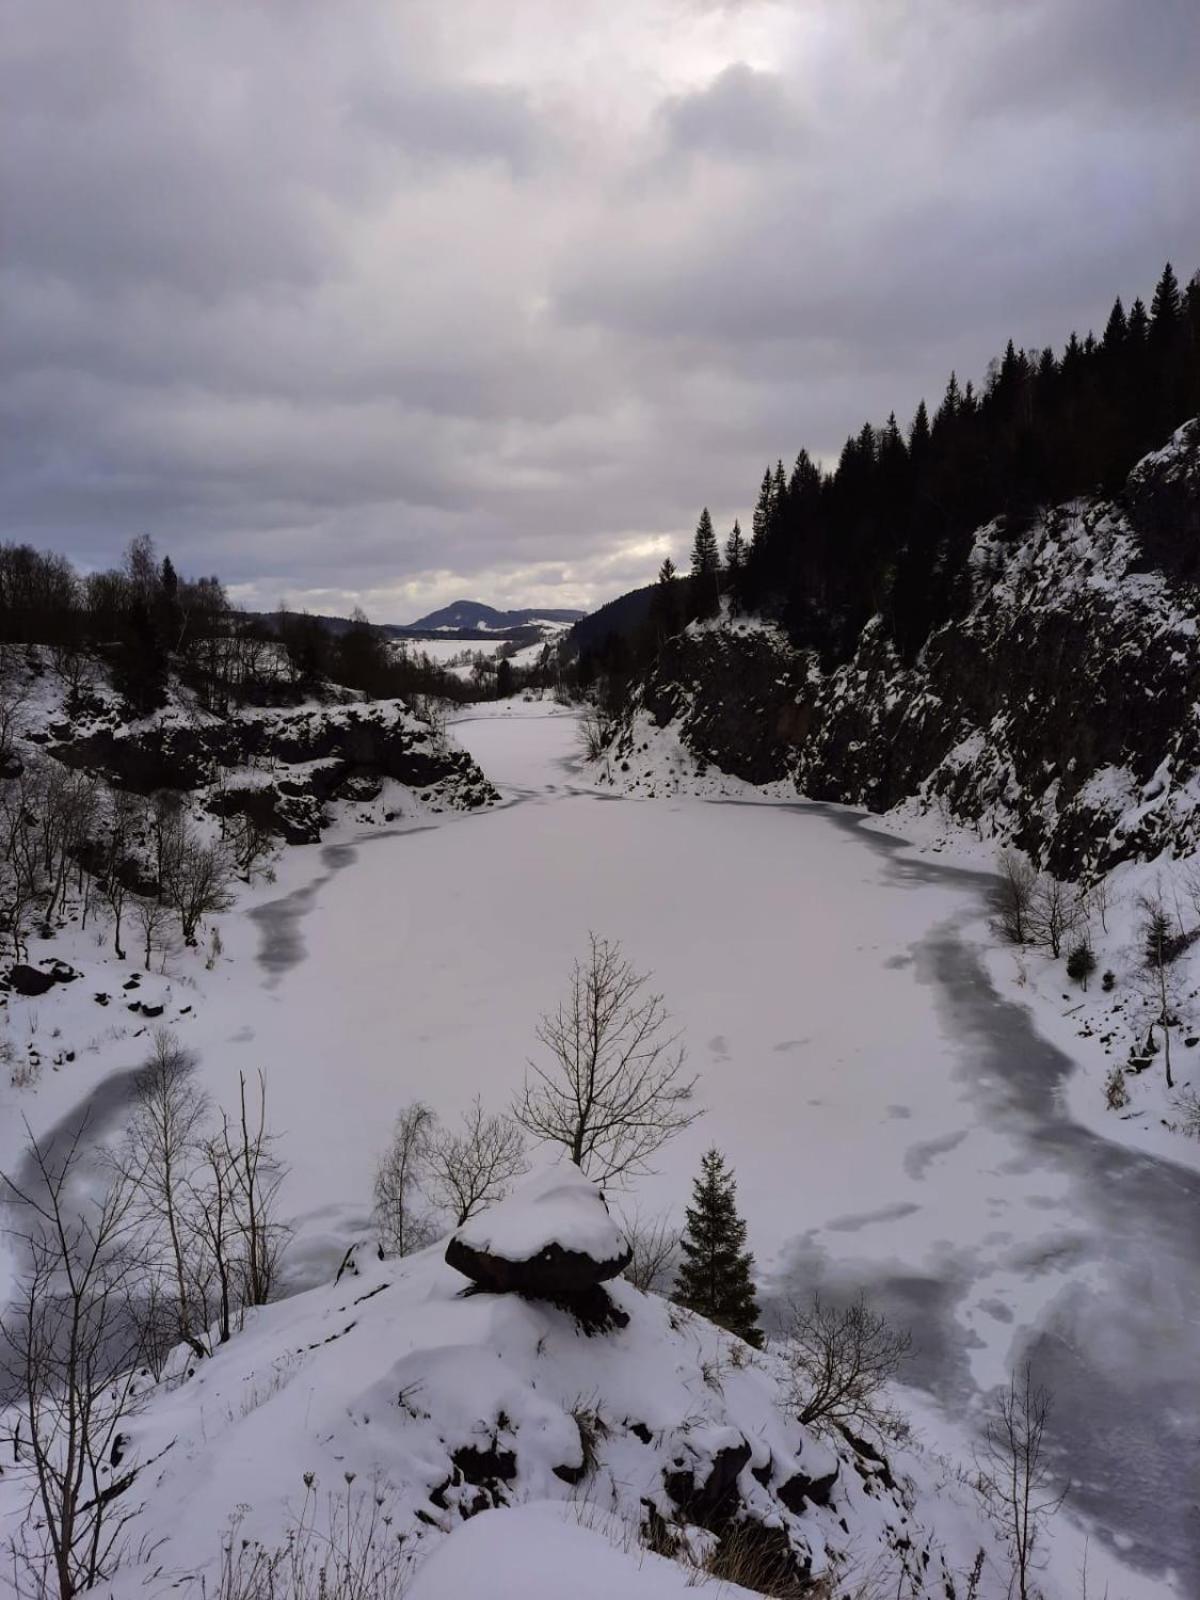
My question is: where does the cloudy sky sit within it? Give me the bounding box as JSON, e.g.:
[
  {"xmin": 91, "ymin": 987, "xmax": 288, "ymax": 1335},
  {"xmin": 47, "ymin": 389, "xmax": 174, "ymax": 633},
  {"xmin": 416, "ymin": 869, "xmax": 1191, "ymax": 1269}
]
[{"xmin": 3, "ymin": 0, "xmax": 1198, "ymax": 622}]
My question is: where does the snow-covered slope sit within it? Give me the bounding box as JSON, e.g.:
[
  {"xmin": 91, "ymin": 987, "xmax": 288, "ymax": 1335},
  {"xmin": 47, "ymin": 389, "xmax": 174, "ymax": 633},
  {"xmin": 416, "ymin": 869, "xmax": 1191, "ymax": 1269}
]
[{"xmin": 12, "ymin": 1172, "xmax": 996, "ymax": 1599}]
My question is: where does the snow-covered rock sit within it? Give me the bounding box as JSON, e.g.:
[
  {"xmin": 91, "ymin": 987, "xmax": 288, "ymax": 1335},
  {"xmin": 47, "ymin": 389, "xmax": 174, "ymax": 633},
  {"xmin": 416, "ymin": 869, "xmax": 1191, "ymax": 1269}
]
[{"xmin": 446, "ymin": 1168, "xmax": 631, "ymax": 1301}]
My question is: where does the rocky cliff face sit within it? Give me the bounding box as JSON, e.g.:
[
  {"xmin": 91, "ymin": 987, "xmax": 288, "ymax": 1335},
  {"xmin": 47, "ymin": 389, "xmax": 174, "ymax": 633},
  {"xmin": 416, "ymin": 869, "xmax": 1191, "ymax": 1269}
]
[
  {"xmin": 40, "ymin": 694, "xmax": 496, "ymax": 842},
  {"xmin": 608, "ymin": 420, "xmax": 1200, "ymax": 879}
]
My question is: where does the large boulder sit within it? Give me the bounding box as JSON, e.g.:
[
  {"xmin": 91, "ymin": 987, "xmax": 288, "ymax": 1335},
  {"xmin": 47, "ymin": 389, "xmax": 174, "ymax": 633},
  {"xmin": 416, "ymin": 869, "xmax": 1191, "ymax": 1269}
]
[
  {"xmin": 4, "ymin": 961, "xmax": 79, "ymax": 996},
  {"xmin": 445, "ymin": 1168, "xmax": 631, "ymax": 1300}
]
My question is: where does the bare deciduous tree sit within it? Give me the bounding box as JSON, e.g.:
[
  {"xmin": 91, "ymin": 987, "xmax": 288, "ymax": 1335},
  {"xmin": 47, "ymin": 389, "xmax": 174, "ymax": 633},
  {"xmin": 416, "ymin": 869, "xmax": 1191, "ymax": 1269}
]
[
  {"xmin": 618, "ymin": 1206, "xmax": 679, "ymax": 1294},
  {"xmin": 1080, "ymin": 873, "xmax": 1116, "ymax": 935},
  {"xmin": 49, "ymin": 643, "xmax": 92, "ymax": 715},
  {"xmin": 513, "ymin": 933, "xmax": 700, "ymax": 1184},
  {"xmin": 0, "ymin": 1127, "xmax": 149, "ymax": 1599},
  {"xmin": 223, "ymin": 1071, "xmax": 289, "ymax": 1309},
  {"xmin": 111, "ymin": 1048, "xmax": 288, "ymax": 1356},
  {"xmin": 992, "ymin": 851, "xmax": 1037, "ymax": 945},
  {"xmin": 423, "ymin": 1098, "xmax": 528, "ymax": 1226},
  {"xmin": 132, "ymin": 895, "xmax": 176, "ymax": 973},
  {"xmin": 166, "ymin": 836, "xmax": 235, "ymax": 945},
  {"xmin": 373, "ymin": 1103, "xmax": 437, "ymax": 1257},
  {"xmin": 781, "ymin": 1292, "xmax": 911, "ymax": 1440},
  {"xmin": 1135, "ymin": 890, "xmax": 1186, "ymax": 1090},
  {"xmin": 976, "ymin": 1365, "xmax": 1066, "ymax": 1600},
  {"xmin": 225, "ymin": 812, "xmax": 276, "ymax": 882},
  {"xmin": 0, "ymin": 665, "xmax": 29, "ymax": 773},
  {"xmin": 116, "ymin": 1030, "xmax": 210, "ymax": 1360},
  {"xmin": 1026, "ymin": 873, "xmax": 1078, "ymax": 959}
]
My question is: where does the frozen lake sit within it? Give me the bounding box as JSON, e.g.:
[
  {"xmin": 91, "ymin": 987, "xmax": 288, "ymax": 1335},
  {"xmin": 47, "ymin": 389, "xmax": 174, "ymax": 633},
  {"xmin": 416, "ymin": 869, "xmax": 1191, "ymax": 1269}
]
[{"xmin": 5, "ymin": 702, "xmax": 1196, "ymax": 1597}]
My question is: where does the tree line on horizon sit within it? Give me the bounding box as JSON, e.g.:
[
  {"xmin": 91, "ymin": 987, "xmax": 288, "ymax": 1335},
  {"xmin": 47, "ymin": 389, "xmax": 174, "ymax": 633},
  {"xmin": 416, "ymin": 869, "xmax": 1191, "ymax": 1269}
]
[{"xmin": 0, "ymin": 533, "xmax": 489, "ymax": 715}]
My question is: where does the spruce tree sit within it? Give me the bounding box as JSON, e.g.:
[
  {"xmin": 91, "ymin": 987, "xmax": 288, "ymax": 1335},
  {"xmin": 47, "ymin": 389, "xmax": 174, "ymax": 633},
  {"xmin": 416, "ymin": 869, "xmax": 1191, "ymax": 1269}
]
[
  {"xmin": 673, "ymin": 1148, "xmax": 762, "ymax": 1347},
  {"xmin": 690, "ymin": 507, "xmax": 721, "ymax": 619},
  {"xmin": 1150, "ymin": 262, "xmax": 1181, "ymax": 337},
  {"xmin": 652, "ymin": 556, "xmax": 680, "ymax": 641},
  {"xmin": 750, "ymin": 468, "xmax": 773, "ymax": 551},
  {"xmin": 724, "ymin": 520, "xmax": 745, "ymax": 573}
]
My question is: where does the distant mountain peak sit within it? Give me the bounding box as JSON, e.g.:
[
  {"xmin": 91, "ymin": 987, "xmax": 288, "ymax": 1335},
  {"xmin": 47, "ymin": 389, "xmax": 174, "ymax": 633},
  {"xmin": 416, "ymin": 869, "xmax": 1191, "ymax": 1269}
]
[{"xmin": 408, "ymin": 599, "xmax": 584, "ymax": 632}]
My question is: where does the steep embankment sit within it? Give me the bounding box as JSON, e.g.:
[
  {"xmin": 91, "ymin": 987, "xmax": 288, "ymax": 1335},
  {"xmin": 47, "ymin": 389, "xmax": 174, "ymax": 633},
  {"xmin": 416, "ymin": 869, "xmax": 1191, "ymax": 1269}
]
[
  {"xmin": 5, "ymin": 658, "xmax": 497, "ymax": 844},
  {"xmin": 607, "ymin": 421, "xmax": 1200, "ymax": 879}
]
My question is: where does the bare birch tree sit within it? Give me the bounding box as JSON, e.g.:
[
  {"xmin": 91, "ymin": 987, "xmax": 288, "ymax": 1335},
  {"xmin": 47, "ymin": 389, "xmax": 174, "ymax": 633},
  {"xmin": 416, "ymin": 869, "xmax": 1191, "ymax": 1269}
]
[
  {"xmin": 223, "ymin": 1071, "xmax": 289, "ymax": 1308},
  {"xmin": 132, "ymin": 895, "xmax": 175, "ymax": 973},
  {"xmin": 115, "ymin": 1030, "xmax": 210, "ymax": 1360},
  {"xmin": 618, "ymin": 1206, "xmax": 680, "ymax": 1293},
  {"xmin": 0, "ymin": 1127, "xmax": 148, "ymax": 1599},
  {"xmin": 513, "ymin": 933, "xmax": 699, "ymax": 1184},
  {"xmin": 976, "ymin": 1365, "xmax": 1066, "ymax": 1600},
  {"xmin": 1026, "ymin": 873, "xmax": 1078, "ymax": 959},
  {"xmin": 423, "ymin": 1098, "xmax": 528, "ymax": 1226},
  {"xmin": 373, "ymin": 1103, "xmax": 437, "ymax": 1257},
  {"xmin": 992, "ymin": 851, "xmax": 1037, "ymax": 945}
]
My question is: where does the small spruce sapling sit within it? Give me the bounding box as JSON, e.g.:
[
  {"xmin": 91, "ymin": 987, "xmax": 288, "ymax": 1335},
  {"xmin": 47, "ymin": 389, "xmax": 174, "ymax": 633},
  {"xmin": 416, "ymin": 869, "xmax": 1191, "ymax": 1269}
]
[
  {"xmin": 672, "ymin": 1147, "xmax": 762, "ymax": 1347},
  {"xmin": 1066, "ymin": 939, "xmax": 1096, "ymax": 989}
]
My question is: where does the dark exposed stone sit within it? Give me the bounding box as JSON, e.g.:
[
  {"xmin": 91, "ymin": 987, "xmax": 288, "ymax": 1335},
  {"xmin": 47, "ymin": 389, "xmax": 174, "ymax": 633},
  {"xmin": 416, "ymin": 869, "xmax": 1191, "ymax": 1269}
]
[
  {"xmin": 776, "ymin": 1465, "xmax": 839, "ymax": 1513},
  {"xmin": 7, "ymin": 965, "xmax": 62, "ymax": 996},
  {"xmin": 663, "ymin": 1439, "xmax": 752, "ymax": 1529},
  {"xmin": 46, "ymin": 701, "xmax": 497, "ymax": 845},
  {"xmin": 444, "ymin": 1235, "xmax": 631, "ymax": 1298},
  {"xmin": 450, "ymin": 1442, "xmax": 517, "ymax": 1489}
]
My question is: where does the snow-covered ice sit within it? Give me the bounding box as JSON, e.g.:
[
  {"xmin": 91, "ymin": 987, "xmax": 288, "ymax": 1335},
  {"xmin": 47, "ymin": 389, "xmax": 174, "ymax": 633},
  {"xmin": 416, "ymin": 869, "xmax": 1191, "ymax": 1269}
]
[{"xmin": 2, "ymin": 698, "xmax": 1196, "ymax": 1598}]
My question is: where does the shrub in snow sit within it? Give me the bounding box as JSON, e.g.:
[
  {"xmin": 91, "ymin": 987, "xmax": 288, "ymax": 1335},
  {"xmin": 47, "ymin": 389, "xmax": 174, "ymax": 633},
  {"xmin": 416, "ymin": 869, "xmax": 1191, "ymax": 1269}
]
[{"xmin": 1105, "ymin": 1065, "xmax": 1131, "ymax": 1111}]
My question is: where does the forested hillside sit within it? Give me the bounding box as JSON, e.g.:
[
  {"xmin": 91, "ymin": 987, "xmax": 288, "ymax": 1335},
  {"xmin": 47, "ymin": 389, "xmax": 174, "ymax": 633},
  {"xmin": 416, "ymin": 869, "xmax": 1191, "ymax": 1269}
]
[
  {"xmin": 580, "ymin": 264, "xmax": 1200, "ymax": 880},
  {"xmin": 576, "ymin": 262, "xmax": 1200, "ymax": 702}
]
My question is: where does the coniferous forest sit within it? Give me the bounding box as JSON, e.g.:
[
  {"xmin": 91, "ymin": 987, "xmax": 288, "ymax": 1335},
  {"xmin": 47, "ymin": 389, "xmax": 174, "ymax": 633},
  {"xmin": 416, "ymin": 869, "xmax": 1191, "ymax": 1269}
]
[{"xmin": 576, "ymin": 263, "xmax": 1200, "ymax": 698}]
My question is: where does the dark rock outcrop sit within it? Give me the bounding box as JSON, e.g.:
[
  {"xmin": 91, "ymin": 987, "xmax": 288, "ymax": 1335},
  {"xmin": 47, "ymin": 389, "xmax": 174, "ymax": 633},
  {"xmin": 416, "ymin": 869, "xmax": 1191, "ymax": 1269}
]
[
  {"xmin": 445, "ymin": 1234, "xmax": 631, "ymax": 1298},
  {"xmin": 46, "ymin": 700, "xmax": 497, "ymax": 843},
  {"xmin": 663, "ymin": 1438, "xmax": 752, "ymax": 1528},
  {"xmin": 4, "ymin": 961, "xmax": 80, "ymax": 996}
]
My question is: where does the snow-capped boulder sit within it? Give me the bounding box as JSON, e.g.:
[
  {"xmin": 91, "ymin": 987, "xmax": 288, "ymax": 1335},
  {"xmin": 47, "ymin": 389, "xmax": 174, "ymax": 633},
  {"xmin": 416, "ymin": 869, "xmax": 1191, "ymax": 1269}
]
[{"xmin": 445, "ymin": 1168, "xmax": 632, "ymax": 1304}]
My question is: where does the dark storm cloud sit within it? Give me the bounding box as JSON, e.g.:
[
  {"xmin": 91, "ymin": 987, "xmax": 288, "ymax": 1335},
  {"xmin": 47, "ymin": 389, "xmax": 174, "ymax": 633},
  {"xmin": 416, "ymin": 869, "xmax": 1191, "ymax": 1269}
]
[{"xmin": 1, "ymin": 0, "xmax": 1198, "ymax": 617}]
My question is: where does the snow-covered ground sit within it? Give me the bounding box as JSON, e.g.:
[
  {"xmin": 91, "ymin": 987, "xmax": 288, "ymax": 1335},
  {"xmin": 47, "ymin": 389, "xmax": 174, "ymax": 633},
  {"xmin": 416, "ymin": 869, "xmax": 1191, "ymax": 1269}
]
[
  {"xmin": 398, "ymin": 623, "xmax": 564, "ymax": 681},
  {"xmin": 2, "ymin": 699, "xmax": 1196, "ymax": 1597}
]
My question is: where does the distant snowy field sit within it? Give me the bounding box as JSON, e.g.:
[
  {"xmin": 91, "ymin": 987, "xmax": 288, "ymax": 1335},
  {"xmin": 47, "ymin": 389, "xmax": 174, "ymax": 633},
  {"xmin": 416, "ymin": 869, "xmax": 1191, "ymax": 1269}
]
[
  {"xmin": 1, "ymin": 699, "xmax": 1193, "ymax": 1598},
  {"xmin": 398, "ymin": 625, "xmax": 564, "ymax": 679}
]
